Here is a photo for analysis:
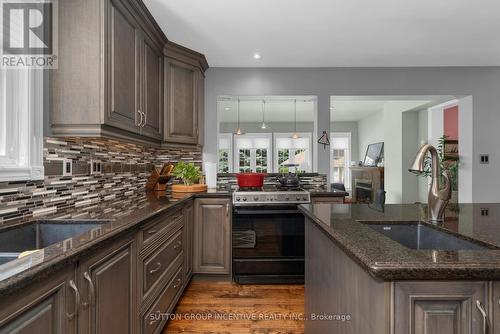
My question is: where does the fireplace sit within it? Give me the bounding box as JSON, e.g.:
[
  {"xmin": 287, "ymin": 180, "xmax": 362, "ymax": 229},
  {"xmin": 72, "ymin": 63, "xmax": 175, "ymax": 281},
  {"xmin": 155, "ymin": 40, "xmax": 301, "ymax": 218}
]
[
  {"xmin": 350, "ymin": 167, "xmax": 384, "ymax": 203},
  {"xmin": 355, "ymin": 180, "xmax": 373, "ymax": 203}
]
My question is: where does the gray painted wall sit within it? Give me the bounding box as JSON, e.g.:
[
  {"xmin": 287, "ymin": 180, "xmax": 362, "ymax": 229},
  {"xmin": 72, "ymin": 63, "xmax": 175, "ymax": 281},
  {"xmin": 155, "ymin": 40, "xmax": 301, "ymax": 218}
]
[
  {"xmin": 204, "ymin": 67, "xmax": 500, "ymax": 203},
  {"xmin": 417, "ymin": 109, "xmax": 429, "ymax": 203},
  {"xmin": 331, "ymin": 121, "xmax": 359, "ymax": 163},
  {"xmin": 402, "ymin": 110, "xmax": 420, "ymax": 203}
]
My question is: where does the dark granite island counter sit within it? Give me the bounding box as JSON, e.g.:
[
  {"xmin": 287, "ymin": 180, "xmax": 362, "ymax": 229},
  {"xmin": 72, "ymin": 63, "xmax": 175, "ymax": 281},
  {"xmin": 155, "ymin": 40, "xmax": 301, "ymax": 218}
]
[{"xmin": 299, "ymin": 203, "xmax": 500, "ymax": 334}]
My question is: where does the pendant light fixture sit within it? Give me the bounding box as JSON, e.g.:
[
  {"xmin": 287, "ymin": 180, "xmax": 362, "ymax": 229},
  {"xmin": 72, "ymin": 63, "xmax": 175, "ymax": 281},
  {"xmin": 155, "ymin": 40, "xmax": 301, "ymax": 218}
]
[
  {"xmin": 261, "ymin": 99, "xmax": 267, "ymax": 129},
  {"xmin": 291, "ymin": 99, "xmax": 300, "ymax": 139},
  {"xmin": 234, "ymin": 98, "xmax": 245, "ymax": 135}
]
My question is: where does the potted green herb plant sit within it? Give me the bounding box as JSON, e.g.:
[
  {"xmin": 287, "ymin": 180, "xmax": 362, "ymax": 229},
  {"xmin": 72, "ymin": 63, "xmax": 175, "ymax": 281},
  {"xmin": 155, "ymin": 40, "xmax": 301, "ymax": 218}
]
[{"xmin": 171, "ymin": 162, "xmax": 207, "ymax": 193}]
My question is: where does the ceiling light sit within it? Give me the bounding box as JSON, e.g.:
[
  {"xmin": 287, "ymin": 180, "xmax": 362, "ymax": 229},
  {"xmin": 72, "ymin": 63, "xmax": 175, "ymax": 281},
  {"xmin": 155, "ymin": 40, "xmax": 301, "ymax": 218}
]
[
  {"xmin": 261, "ymin": 99, "xmax": 267, "ymax": 129},
  {"xmin": 253, "ymin": 53, "xmax": 262, "ymax": 60},
  {"xmin": 291, "ymin": 99, "xmax": 301, "ymax": 139},
  {"xmin": 234, "ymin": 98, "xmax": 245, "ymax": 136},
  {"xmin": 224, "ymin": 107, "xmax": 231, "ymax": 111}
]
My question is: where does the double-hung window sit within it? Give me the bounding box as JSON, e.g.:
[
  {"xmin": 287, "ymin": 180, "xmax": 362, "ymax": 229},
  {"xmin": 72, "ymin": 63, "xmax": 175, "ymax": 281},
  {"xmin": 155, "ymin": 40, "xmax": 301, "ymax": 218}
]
[
  {"xmin": 233, "ymin": 133, "xmax": 272, "ymax": 173},
  {"xmin": 0, "ymin": 67, "xmax": 44, "ymax": 182},
  {"xmin": 330, "ymin": 133, "xmax": 351, "ymax": 189},
  {"xmin": 274, "ymin": 133, "xmax": 312, "ymax": 173},
  {"xmin": 218, "ymin": 133, "xmax": 233, "ymax": 173}
]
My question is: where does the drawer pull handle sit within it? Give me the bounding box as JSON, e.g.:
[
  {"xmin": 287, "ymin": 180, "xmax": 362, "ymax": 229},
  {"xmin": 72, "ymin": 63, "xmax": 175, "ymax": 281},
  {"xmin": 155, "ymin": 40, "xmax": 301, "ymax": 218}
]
[
  {"xmin": 173, "ymin": 278, "xmax": 182, "ymax": 289},
  {"xmin": 149, "ymin": 262, "xmax": 162, "ymax": 275},
  {"xmin": 67, "ymin": 280, "xmax": 80, "ymax": 320},
  {"xmin": 476, "ymin": 300, "xmax": 488, "ymax": 334},
  {"xmin": 147, "ymin": 229, "xmax": 157, "ymax": 235},
  {"xmin": 173, "ymin": 240, "xmax": 182, "ymax": 250}
]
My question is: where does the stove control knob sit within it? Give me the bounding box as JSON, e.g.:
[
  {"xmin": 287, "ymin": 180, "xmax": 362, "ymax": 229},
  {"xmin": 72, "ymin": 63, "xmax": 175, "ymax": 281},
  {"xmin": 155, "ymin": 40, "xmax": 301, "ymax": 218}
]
[
  {"xmin": 296, "ymin": 197, "xmax": 301, "ymax": 201},
  {"xmin": 243, "ymin": 197, "xmax": 247, "ymax": 201},
  {"xmin": 285, "ymin": 197, "xmax": 290, "ymax": 201},
  {"xmin": 236, "ymin": 197, "xmax": 241, "ymax": 201},
  {"xmin": 253, "ymin": 197, "xmax": 259, "ymax": 201}
]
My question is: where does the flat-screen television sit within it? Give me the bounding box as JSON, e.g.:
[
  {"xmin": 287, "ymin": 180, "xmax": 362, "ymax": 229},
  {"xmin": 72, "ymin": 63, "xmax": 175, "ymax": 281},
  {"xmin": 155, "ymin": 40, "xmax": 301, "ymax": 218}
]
[{"xmin": 363, "ymin": 142, "xmax": 384, "ymax": 167}]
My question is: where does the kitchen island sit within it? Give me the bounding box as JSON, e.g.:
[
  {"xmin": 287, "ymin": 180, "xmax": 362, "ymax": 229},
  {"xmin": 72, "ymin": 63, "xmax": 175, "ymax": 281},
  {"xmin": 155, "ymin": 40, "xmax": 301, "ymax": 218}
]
[{"xmin": 299, "ymin": 203, "xmax": 500, "ymax": 334}]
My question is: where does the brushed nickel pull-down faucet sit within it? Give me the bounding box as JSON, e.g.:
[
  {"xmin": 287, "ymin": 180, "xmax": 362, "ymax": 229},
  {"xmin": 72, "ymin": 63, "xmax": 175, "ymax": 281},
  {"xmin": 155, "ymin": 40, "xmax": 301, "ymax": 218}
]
[{"xmin": 409, "ymin": 144, "xmax": 452, "ymax": 222}]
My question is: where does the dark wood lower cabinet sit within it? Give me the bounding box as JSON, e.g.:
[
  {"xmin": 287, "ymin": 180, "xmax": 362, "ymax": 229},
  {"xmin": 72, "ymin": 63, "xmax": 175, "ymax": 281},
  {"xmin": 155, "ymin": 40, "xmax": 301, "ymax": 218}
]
[
  {"xmin": 0, "ymin": 267, "xmax": 77, "ymax": 334},
  {"xmin": 305, "ymin": 218, "xmax": 494, "ymax": 334},
  {"xmin": 193, "ymin": 198, "xmax": 231, "ymax": 274},
  {"xmin": 394, "ymin": 281, "xmax": 488, "ymax": 334},
  {"xmin": 77, "ymin": 235, "xmax": 137, "ymax": 334},
  {"xmin": 183, "ymin": 202, "xmax": 194, "ymax": 280},
  {"xmin": 0, "ymin": 201, "xmax": 197, "ymax": 334}
]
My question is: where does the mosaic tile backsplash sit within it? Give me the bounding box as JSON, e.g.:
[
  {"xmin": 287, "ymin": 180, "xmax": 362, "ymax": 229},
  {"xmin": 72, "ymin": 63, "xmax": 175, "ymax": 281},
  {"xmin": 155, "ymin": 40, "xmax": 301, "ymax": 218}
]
[
  {"xmin": 217, "ymin": 173, "xmax": 328, "ymax": 191},
  {"xmin": 0, "ymin": 137, "xmax": 202, "ymax": 226}
]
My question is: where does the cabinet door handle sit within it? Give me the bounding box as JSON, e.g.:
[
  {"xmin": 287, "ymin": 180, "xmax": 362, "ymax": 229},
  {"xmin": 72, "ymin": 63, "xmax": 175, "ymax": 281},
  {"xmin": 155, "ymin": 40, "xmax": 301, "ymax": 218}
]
[
  {"xmin": 82, "ymin": 271, "xmax": 95, "ymax": 309},
  {"xmin": 67, "ymin": 279, "xmax": 80, "ymax": 320},
  {"xmin": 137, "ymin": 110, "xmax": 143, "ymax": 127},
  {"xmin": 142, "ymin": 111, "xmax": 147, "ymax": 127},
  {"xmin": 173, "ymin": 278, "xmax": 182, "ymax": 289},
  {"xmin": 149, "ymin": 262, "xmax": 162, "ymax": 275},
  {"xmin": 173, "ymin": 240, "xmax": 182, "ymax": 250},
  {"xmin": 147, "ymin": 229, "xmax": 157, "ymax": 235},
  {"xmin": 476, "ymin": 300, "xmax": 488, "ymax": 334},
  {"xmin": 226, "ymin": 203, "xmax": 230, "ymax": 216}
]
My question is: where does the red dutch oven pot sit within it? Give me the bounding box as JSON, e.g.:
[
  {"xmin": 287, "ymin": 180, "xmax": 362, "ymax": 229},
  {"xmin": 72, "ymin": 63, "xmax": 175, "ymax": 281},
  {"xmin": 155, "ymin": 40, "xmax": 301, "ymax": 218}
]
[{"xmin": 236, "ymin": 173, "xmax": 266, "ymax": 188}]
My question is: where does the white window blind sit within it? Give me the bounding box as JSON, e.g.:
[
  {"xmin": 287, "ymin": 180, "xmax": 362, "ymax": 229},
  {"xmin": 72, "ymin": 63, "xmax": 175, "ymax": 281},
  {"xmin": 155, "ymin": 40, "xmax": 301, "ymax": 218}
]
[
  {"xmin": 330, "ymin": 133, "xmax": 351, "ymax": 189},
  {"xmin": 274, "ymin": 133, "xmax": 312, "ymax": 173},
  {"xmin": 0, "ymin": 68, "xmax": 44, "ymax": 181}
]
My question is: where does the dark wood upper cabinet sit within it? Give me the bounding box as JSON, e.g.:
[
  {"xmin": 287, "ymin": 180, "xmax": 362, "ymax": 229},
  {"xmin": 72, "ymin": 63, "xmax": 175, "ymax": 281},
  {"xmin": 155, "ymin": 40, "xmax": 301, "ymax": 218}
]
[
  {"xmin": 164, "ymin": 58, "xmax": 198, "ymax": 145},
  {"xmin": 164, "ymin": 42, "xmax": 208, "ymax": 146},
  {"xmin": 141, "ymin": 34, "xmax": 164, "ymax": 140},
  {"xmin": 107, "ymin": 0, "xmax": 141, "ymax": 135},
  {"xmin": 52, "ymin": 0, "xmax": 167, "ymax": 144}
]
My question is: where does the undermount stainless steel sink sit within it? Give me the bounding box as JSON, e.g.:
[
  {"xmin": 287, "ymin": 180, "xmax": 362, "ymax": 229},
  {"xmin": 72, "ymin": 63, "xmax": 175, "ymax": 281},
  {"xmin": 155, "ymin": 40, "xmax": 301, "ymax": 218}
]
[
  {"xmin": 365, "ymin": 222, "xmax": 489, "ymax": 251},
  {"xmin": 0, "ymin": 220, "xmax": 110, "ymax": 265}
]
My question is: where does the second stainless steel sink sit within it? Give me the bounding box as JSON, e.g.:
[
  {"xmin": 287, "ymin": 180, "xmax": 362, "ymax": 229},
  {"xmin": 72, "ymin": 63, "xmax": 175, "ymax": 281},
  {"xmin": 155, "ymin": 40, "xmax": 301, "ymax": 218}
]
[
  {"xmin": 365, "ymin": 222, "xmax": 489, "ymax": 251},
  {"xmin": 0, "ymin": 219, "xmax": 110, "ymax": 262}
]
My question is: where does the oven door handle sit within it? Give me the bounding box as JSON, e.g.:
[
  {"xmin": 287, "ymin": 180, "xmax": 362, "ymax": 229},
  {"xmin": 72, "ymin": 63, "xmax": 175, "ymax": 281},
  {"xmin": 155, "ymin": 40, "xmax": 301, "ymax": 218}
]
[{"xmin": 233, "ymin": 209, "xmax": 301, "ymax": 215}]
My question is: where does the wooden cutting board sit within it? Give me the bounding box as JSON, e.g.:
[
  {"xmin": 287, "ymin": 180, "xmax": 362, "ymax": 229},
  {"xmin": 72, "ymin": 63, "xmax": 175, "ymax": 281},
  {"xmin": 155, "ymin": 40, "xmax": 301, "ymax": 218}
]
[{"xmin": 171, "ymin": 184, "xmax": 208, "ymax": 193}]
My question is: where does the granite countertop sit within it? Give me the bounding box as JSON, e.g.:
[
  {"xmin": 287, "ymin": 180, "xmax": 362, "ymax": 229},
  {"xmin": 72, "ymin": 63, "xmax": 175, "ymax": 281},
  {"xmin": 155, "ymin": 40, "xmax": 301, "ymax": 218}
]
[
  {"xmin": 308, "ymin": 189, "xmax": 349, "ymax": 197},
  {"xmin": 0, "ymin": 189, "xmax": 230, "ymax": 296},
  {"xmin": 299, "ymin": 203, "xmax": 500, "ymax": 281}
]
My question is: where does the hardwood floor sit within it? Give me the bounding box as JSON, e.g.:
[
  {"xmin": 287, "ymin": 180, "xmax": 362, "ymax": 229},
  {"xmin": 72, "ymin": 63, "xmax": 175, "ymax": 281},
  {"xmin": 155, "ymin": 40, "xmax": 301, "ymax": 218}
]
[{"xmin": 163, "ymin": 281, "xmax": 305, "ymax": 334}]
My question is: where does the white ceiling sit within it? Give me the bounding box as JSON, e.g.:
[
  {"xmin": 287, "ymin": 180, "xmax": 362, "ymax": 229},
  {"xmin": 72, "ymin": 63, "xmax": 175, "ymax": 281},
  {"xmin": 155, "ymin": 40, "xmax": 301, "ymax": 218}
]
[
  {"xmin": 143, "ymin": 0, "xmax": 500, "ymax": 67},
  {"xmin": 218, "ymin": 98, "xmax": 315, "ymax": 123}
]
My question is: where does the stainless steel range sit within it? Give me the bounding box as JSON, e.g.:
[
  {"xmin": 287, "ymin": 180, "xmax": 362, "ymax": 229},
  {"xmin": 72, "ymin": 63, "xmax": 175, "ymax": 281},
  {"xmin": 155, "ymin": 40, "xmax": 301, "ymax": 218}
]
[
  {"xmin": 232, "ymin": 189, "xmax": 310, "ymax": 206},
  {"xmin": 232, "ymin": 187, "xmax": 310, "ymax": 284}
]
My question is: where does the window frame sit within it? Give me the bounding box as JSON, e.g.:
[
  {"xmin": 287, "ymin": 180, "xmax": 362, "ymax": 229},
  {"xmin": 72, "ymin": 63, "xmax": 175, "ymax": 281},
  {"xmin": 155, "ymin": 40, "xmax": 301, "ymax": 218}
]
[
  {"xmin": 330, "ymin": 132, "xmax": 352, "ymax": 190},
  {"xmin": 0, "ymin": 69, "xmax": 44, "ymax": 182},
  {"xmin": 217, "ymin": 133, "xmax": 234, "ymax": 173},
  {"xmin": 273, "ymin": 132, "xmax": 313, "ymax": 173},
  {"xmin": 233, "ymin": 133, "xmax": 273, "ymax": 173}
]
